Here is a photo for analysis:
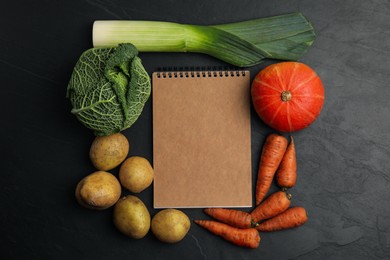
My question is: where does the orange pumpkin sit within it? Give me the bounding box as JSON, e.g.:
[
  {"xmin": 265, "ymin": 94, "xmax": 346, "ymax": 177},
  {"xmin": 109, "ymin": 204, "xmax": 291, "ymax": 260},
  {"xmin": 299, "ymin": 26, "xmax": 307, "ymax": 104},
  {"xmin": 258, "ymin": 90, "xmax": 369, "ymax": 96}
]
[{"xmin": 251, "ymin": 62, "xmax": 325, "ymax": 132}]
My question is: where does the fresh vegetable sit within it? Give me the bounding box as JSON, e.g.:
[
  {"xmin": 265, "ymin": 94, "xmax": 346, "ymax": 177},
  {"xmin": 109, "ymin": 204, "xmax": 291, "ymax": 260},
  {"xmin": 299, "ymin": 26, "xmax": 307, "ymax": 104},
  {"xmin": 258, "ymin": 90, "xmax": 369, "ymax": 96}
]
[
  {"xmin": 119, "ymin": 156, "xmax": 154, "ymax": 193},
  {"xmin": 251, "ymin": 61, "xmax": 325, "ymax": 132},
  {"xmin": 92, "ymin": 13, "xmax": 315, "ymax": 67},
  {"xmin": 276, "ymin": 136, "xmax": 297, "ymax": 190},
  {"xmin": 67, "ymin": 43, "xmax": 151, "ymax": 136},
  {"xmin": 255, "ymin": 134, "xmax": 288, "ymax": 205},
  {"xmin": 151, "ymin": 209, "xmax": 191, "ymax": 243},
  {"xmin": 250, "ymin": 191, "xmax": 292, "ymax": 223},
  {"xmin": 89, "ymin": 133, "xmax": 129, "ymax": 171},
  {"xmin": 75, "ymin": 171, "xmax": 121, "ymax": 210},
  {"xmin": 256, "ymin": 207, "xmax": 308, "ymax": 232},
  {"xmin": 203, "ymin": 208, "xmax": 254, "ymax": 229},
  {"xmin": 113, "ymin": 195, "xmax": 151, "ymax": 239},
  {"xmin": 195, "ymin": 220, "xmax": 261, "ymax": 249}
]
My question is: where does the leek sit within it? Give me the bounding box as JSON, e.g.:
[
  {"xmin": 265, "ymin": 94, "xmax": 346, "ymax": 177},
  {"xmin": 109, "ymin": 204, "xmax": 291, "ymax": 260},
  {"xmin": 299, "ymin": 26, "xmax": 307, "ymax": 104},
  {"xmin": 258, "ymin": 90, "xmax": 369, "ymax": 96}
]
[{"xmin": 92, "ymin": 13, "xmax": 315, "ymax": 67}]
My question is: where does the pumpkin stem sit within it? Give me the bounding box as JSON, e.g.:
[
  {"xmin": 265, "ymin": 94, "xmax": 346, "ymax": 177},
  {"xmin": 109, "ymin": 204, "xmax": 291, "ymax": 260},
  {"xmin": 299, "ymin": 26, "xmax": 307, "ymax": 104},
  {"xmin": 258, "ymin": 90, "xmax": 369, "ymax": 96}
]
[{"xmin": 281, "ymin": 91, "xmax": 292, "ymax": 102}]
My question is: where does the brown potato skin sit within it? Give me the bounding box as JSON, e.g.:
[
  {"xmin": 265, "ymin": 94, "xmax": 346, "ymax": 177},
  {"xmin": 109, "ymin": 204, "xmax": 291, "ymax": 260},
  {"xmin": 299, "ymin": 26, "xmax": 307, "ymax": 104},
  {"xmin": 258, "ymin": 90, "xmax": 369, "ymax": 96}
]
[
  {"xmin": 151, "ymin": 209, "xmax": 191, "ymax": 243},
  {"xmin": 75, "ymin": 171, "xmax": 121, "ymax": 210},
  {"xmin": 89, "ymin": 133, "xmax": 129, "ymax": 171},
  {"xmin": 119, "ymin": 156, "xmax": 154, "ymax": 193},
  {"xmin": 113, "ymin": 195, "xmax": 151, "ymax": 239}
]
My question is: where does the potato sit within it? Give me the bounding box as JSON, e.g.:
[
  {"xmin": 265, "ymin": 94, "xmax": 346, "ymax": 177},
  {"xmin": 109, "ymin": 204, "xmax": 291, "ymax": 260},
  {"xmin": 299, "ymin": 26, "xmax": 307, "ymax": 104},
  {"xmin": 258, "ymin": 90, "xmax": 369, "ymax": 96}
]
[
  {"xmin": 113, "ymin": 195, "xmax": 150, "ymax": 239},
  {"xmin": 151, "ymin": 209, "xmax": 190, "ymax": 243},
  {"xmin": 89, "ymin": 133, "xmax": 129, "ymax": 171},
  {"xmin": 119, "ymin": 156, "xmax": 154, "ymax": 193},
  {"xmin": 75, "ymin": 171, "xmax": 121, "ymax": 210}
]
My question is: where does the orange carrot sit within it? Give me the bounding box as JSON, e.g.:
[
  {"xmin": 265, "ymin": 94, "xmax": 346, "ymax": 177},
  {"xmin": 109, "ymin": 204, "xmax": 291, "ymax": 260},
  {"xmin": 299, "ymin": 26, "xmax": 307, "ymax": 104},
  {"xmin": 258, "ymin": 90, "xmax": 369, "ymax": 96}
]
[
  {"xmin": 256, "ymin": 207, "xmax": 308, "ymax": 232},
  {"xmin": 204, "ymin": 208, "xmax": 253, "ymax": 229},
  {"xmin": 250, "ymin": 191, "xmax": 292, "ymax": 223},
  {"xmin": 255, "ymin": 134, "xmax": 288, "ymax": 205},
  {"xmin": 276, "ymin": 136, "xmax": 297, "ymax": 190},
  {"xmin": 195, "ymin": 220, "xmax": 261, "ymax": 249}
]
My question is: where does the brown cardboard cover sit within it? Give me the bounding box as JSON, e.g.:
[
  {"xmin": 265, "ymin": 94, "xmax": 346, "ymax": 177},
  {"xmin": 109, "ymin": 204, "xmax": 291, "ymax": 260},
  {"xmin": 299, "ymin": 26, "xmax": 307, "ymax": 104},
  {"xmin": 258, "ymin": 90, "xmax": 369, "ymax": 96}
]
[{"xmin": 152, "ymin": 71, "xmax": 252, "ymax": 208}]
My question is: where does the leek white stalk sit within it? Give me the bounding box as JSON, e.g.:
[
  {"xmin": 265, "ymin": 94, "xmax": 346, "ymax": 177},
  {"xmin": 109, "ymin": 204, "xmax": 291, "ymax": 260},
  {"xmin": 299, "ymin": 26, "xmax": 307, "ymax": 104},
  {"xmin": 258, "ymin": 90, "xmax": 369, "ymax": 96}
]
[{"xmin": 93, "ymin": 13, "xmax": 315, "ymax": 67}]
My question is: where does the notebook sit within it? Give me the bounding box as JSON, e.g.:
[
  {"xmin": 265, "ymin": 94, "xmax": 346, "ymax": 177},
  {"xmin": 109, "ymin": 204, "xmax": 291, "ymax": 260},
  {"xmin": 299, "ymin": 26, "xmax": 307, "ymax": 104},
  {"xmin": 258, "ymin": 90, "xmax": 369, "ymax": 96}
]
[{"xmin": 152, "ymin": 70, "xmax": 252, "ymax": 208}]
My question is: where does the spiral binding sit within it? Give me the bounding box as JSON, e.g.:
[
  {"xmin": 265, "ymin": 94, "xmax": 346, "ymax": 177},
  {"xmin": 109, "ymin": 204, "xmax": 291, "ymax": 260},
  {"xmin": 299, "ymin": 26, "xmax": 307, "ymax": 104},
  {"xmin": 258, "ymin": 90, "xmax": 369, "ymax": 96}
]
[{"xmin": 155, "ymin": 67, "xmax": 247, "ymax": 78}]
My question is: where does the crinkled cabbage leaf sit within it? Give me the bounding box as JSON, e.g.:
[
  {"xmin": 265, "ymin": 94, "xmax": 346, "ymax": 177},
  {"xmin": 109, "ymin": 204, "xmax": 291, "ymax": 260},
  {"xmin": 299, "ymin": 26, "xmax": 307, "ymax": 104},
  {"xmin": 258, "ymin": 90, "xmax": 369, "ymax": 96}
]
[{"xmin": 67, "ymin": 43, "xmax": 151, "ymax": 136}]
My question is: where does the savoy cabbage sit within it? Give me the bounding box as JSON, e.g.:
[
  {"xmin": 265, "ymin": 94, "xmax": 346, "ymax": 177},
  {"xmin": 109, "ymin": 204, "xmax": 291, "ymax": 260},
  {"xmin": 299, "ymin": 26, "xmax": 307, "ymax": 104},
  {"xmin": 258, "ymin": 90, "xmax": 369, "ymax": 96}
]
[{"xmin": 67, "ymin": 43, "xmax": 151, "ymax": 136}]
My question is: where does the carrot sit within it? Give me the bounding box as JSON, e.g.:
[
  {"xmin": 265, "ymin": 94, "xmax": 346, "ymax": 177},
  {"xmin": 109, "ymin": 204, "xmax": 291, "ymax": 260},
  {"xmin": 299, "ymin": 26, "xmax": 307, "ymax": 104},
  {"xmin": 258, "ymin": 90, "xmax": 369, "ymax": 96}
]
[
  {"xmin": 276, "ymin": 136, "xmax": 297, "ymax": 190},
  {"xmin": 250, "ymin": 191, "xmax": 292, "ymax": 223},
  {"xmin": 204, "ymin": 208, "xmax": 254, "ymax": 229},
  {"xmin": 256, "ymin": 206, "xmax": 308, "ymax": 232},
  {"xmin": 255, "ymin": 134, "xmax": 288, "ymax": 205},
  {"xmin": 194, "ymin": 220, "xmax": 261, "ymax": 249}
]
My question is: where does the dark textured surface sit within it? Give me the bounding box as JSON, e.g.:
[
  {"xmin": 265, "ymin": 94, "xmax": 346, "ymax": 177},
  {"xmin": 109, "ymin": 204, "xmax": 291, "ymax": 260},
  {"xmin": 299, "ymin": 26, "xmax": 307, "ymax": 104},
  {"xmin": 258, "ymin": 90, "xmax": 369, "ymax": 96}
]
[{"xmin": 1, "ymin": 0, "xmax": 389, "ymax": 259}]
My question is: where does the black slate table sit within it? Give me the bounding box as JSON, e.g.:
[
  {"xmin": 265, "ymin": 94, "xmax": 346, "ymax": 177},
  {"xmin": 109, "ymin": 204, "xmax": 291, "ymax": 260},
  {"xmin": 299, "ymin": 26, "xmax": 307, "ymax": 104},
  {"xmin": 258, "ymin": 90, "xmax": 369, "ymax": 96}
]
[{"xmin": 2, "ymin": 1, "xmax": 389, "ymax": 259}]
